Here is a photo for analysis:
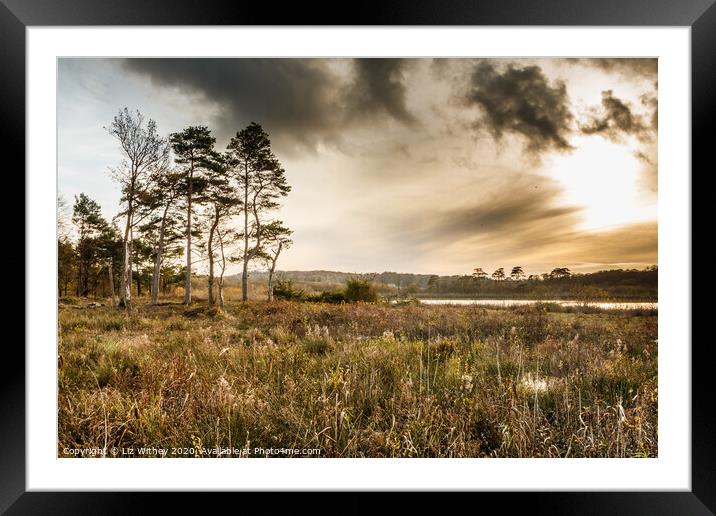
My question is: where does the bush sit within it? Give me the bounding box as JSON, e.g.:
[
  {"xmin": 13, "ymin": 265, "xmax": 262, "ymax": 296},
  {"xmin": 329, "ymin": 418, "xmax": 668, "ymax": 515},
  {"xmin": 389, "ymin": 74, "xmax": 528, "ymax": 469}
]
[
  {"xmin": 276, "ymin": 279, "xmax": 376, "ymax": 304},
  {"xmin": 273, "ymin": 280, "xmax": 306, "ymax": 301},
  {"xmin": 344, "ymin": 279, "xmax": 378, "ymax": 303},
  {"xmin": 310, "ymin": 290, "xmax": 346, "ymax": 304}
]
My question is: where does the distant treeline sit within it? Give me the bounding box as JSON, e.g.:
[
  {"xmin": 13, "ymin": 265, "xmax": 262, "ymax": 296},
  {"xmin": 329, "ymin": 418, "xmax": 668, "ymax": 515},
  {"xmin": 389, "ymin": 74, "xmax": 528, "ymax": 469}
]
[
  {"xmin": 420, "ymin": 267, "xmax": 657, "ymax": 300},
  {"xmin": 242, "ymin": 266, "xmax": 658, "ymax": 301}
]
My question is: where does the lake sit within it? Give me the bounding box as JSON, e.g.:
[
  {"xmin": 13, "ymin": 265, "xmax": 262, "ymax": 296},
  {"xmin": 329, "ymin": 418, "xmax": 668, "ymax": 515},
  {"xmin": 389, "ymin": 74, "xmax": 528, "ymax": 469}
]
[{"xmin": 418, "ymin": 299, "xmax": 657, "ymax": 310}]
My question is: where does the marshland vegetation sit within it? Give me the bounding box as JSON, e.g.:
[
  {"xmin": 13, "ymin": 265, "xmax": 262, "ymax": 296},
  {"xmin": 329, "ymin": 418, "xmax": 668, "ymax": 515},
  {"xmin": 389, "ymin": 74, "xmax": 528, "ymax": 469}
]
[{"xmin": 58, "ymin": 298, "xmax": 657, "ymax": 458}]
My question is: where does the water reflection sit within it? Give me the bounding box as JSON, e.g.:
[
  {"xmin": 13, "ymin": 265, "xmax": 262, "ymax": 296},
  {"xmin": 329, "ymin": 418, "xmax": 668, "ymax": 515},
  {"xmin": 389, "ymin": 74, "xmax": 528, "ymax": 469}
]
[{"xmin": 418, "ymin": 299, "xmax": 657, "ymax": 310}]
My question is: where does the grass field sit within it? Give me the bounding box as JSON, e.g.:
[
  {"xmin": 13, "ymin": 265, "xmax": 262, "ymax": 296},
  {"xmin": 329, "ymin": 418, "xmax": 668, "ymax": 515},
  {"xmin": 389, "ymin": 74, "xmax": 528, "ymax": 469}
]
[{"xmin": 58, "ymin": 299, "xmax": 657, "ymax": 458}]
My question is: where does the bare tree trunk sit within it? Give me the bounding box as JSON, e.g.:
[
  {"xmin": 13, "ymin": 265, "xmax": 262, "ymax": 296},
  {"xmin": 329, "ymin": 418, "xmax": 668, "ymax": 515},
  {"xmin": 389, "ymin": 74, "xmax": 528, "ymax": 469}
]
[
  {"xmin": 241, "ymin": 252, "xmax": 248, "ymax": 301},
  {"xmin": 184, "ymin": 167, "xmax": 193, "ymax": 305},
  {"xmin": 207, "ymin": 208, "xmax": 219, "ymax": 307},
  {"xmin": 151, "ymin": 206, "xmax": 169, "ymax": 305},
  {"xmin": 267, "ymin": 242, "xmax": 282, "ymax": 302},
  {"xmin": 120, "ymin": 232, "xmax": 132, "ymax": 311},
  {"xmin": 77, "ymin": 262, "xmax": 84, "ymax": 296},
  {"xmin": 150, "ymin": 234, "xmax": 163, "ymax": 305},
  {"xmin": 128, "ymin": 237, "xmax": 134, "ymax": 298},
  {"xmin": 120, "ymin": 191, "xmax": 134, "ymax": 311},
  {"xmin": 267, "ymin": 269, "xmax": 274, "ymax": 301},
  {"xmin": 108, "ymin": 260, "xmax": 116, "ymax": 308},
  {"xmin": 241, "ymin": 165, "xmax": 249, "ymax": 301},
  {"xmin": 218, "ymin": 228, "xmax": 226, "ymax": 309},
  {"xmin": 251, "ymin": 191, "xmax": 263, "ymax": 276}
]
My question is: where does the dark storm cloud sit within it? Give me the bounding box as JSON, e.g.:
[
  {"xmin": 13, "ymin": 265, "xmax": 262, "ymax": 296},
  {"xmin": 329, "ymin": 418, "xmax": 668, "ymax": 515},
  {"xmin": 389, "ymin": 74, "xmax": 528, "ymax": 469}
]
[
  {"xmin": 347, "ymin": 59, "xmax": 416, "ymax": 124},
  {"xmin": 123, "ymin": 58, "xmax": 340, "ymax": 151},
  {"xmin": 568, "ymin": 58, "xmax": 657, "ymax": 80},
  {"xmin": 580, "ymin": 90, "xmax": 650, "ymax": 142},
  {"xmin": 123, "ymin": 58, "xmax": 417, "ymax": 153},
  {"xmin": 464, "ymin": 62, "xmax": 574, "ymax": 155}
]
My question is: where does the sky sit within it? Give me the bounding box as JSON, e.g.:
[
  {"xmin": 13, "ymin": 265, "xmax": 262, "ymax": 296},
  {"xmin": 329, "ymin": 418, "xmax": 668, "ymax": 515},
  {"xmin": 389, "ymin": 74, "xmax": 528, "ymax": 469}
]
[{"xmin": 58, "ymin": 58, "xmax": 658, "ymax": 277}]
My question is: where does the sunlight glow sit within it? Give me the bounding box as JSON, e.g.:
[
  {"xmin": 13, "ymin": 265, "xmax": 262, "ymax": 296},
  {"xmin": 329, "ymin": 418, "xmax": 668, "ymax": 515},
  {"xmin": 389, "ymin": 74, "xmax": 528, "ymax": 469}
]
[{"xmin": 546, "ymin": 136, "xmax": 656, "ymax": 231}]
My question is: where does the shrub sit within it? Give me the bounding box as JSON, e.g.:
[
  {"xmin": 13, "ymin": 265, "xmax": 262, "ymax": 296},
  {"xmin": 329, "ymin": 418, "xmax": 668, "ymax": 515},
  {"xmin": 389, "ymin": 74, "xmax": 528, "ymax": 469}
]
[
  {"xmin": 310, "ymin": 290, "xmax": 346, "ymax": 304},
  {"xmin": 273, "ymin": 280, "xmax": 306, "ymax": 301},
  {"xmin": 344, "ymin": 279, "xmax": 378, "ymax": 303},
  {"xmin": 276, "ymin": 279, "xmax": 376, "ymax": 304}
]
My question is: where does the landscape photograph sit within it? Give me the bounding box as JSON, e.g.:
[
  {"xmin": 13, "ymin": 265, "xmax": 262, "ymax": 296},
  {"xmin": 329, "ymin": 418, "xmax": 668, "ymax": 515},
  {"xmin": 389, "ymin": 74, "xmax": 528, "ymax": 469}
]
[{"xmin": 57, "ymin": 57, "xmax": 658, "ymax": 458}]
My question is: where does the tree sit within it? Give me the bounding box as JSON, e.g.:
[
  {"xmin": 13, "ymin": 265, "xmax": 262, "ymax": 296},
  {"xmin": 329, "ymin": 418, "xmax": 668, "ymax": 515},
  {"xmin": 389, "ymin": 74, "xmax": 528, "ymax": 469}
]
[
  {"xmin": 58, "ymin": 238, "xmax": 76, "ymax": 297},
  {"xmin": 510, "ymin": 266, "xmax": 525, "ymax": 281},
  {"xmin": 248, "ymin": 154, "xmax": 290, "ymax": 273},
  {"xmin": 70, "ymin": 194, "xmax": 122, "ymax": 301},
  {"xmin": 58, "ymin": 195, "xmax": 72, "ymax": 241},
  {"xmin": 169, "ymin": 126, "xmax": 216, "ymax": 305},
  {"xmin": 491, "ymin": 268, "xmax": 505, "ymax": 281},
  {"xmin": 258, "ymin": 221, "xmax": 292, "ymax": 301},
  {"xmin": 95, "ymin": 223, "xmax": 124, "ymax": 307},
  {"xmin": 427, "ymin": 275, "xmax": 440, "ymax": 290},
  {"xmin": 226, "ymin": 123, "xmax": 290, "ymax": 301},
  {"xmin": 139, "ymin": 166, "xmax": 185, "ymax": 305},
  {"xmin": 58, "ymin": 195, "xmax": 77, "ymax": 297},
  {"xmin": 131, "ymin": 234, "xmax": 154, "ymax": 298},
  {"xmin": 550, "ymin": 267, "xmax": 572, "ymax": 279},
  {"xmin": 160, "ymin": 264, "xmax": 185, "ymax": 296},
  {"xmin": 214, "ymin": 228, "xmax": 240, "ymax": 308},
  {"xmin": 204, "ymin": 156, "xmax": 241, "ymax": 307},
  {"xmin": 472, "ymin": 267, "xmax": 488, "ymax": 280},
  {"xmin": 72, "ymin": 193, "xmax": 106, "ymax": 297},
  {"xmin": 107, "ymin": 108, "xmax": 169, "ymax": 311}
]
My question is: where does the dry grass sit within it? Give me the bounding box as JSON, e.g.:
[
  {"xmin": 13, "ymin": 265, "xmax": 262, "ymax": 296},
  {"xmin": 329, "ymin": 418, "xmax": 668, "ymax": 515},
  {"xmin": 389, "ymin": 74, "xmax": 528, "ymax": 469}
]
[{"xmin": 58, "ymin": 299, "xmax": 657, "ymax": 458}]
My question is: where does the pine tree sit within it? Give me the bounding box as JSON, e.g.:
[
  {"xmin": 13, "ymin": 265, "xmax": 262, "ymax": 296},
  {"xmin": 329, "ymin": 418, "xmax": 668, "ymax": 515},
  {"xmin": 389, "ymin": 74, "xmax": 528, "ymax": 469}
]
[
  {"xmin": 258, "ymin": 221, "xmax": 293, "ymax": 301},
  {"xmin": 226, "ymin": 123, "xmax": 290, "ymax": 301},
  {"xmin": 204, "ymin": 155, "xmax": 240, "ymax": 307},
  {"xmin": 72, "ymin": 193, "xmax": 105, "ymax": 297},
  {"xmin": 169, "ymin": 126, "xmax": 216, "ymax": 305},
  {"xmin": 140, "ymin": 167, "xmax": 185, "ymax": 304}
]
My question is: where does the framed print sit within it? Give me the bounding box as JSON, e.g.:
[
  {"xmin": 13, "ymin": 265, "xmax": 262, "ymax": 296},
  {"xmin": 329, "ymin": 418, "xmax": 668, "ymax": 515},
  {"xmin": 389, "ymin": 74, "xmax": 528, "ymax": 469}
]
[{"xmin": 4, "ymin": 0, "xmax": 712, "ymax": 512}]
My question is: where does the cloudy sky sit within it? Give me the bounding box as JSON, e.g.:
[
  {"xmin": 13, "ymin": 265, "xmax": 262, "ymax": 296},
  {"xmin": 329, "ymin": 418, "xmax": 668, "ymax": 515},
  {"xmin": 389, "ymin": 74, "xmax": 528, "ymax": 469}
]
[{"xmin": 58, "ymin": 58, "xmax": 657, "ymax": 276}]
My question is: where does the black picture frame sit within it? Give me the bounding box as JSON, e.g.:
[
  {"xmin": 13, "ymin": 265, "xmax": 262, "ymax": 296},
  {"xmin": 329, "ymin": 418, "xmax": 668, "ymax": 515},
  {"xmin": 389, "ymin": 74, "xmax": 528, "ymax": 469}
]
[{"xmin": 4, "ymin": 0, "xmax": 710, "ymax": 512}]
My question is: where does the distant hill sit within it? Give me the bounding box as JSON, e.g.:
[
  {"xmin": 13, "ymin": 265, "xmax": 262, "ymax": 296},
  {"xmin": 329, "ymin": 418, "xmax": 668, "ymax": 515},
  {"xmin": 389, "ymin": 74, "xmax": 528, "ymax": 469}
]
[{"xmin": 225, "ymin": 267, "xmax": 657, "ymax": 301}]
